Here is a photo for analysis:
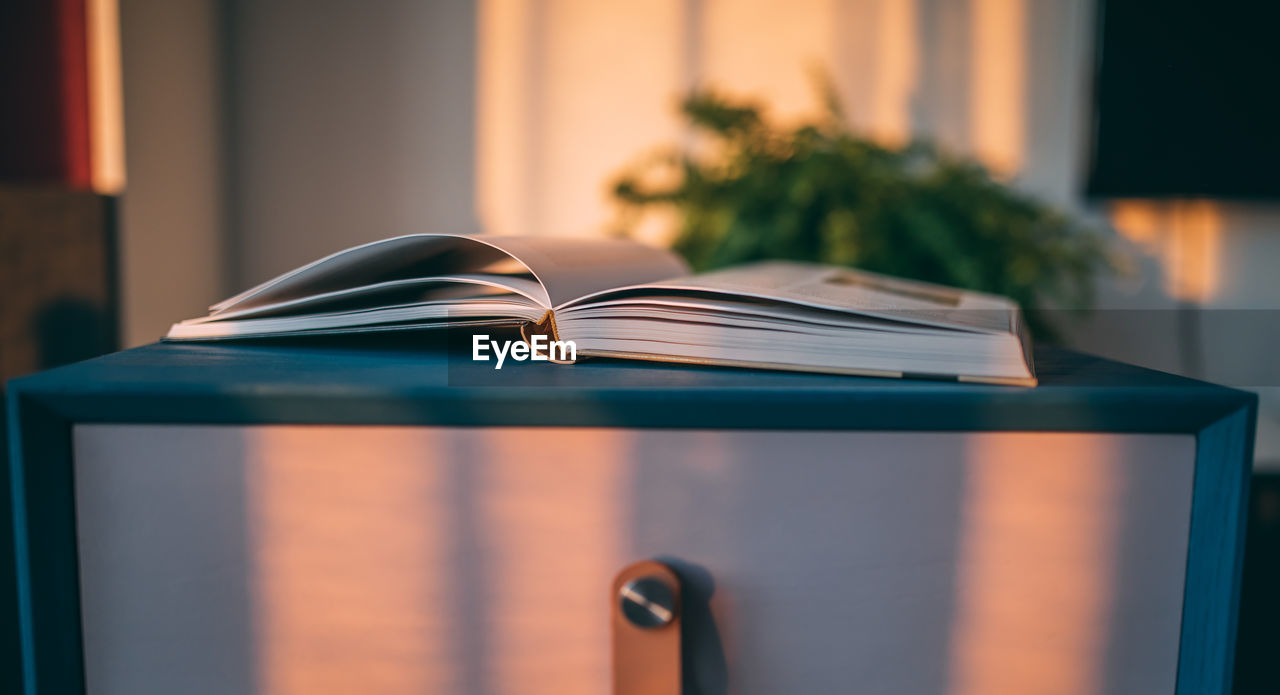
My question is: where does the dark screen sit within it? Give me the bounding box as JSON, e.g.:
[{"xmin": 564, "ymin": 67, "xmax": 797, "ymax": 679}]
[{"xmin": 1087, "ymin": 0, "xmax": 1280, "ymax": 199}]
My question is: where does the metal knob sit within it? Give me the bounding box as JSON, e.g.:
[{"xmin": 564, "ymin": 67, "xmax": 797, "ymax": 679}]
[
  {"xmin": 613, "ymin": 561, "xmax": 682, "ymax": 695},
  {"xmin": 619, "ymin": 575, "xmax": 678, "ymax": 629}
]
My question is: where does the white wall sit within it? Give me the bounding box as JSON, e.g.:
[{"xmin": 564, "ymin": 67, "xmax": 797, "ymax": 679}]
[
  {"xmin": 119, "ymin": 0, "xmax": 479, "ymax": 333},
  {"xmin": 118, "ymin": 0, "xmax": 226, "ymax": 347},
  {"xmin": 223, "ymin": 0, "xmax": 480, "ymax": 289}
]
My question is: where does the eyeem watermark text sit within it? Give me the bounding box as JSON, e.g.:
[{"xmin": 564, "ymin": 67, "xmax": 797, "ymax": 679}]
[{"xmin": 472, "ymin": 334, "xmax": 576, "ymax": 369}]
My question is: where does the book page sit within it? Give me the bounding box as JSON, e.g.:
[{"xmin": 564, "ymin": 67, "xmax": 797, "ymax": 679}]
[
  {"xmin": 196, "ymin": 275, "xmax": 548, "ymax": 323},
  {"xmin": 209, "ymin": 234, "xmax": 687, "ymax": 316},
  {"xmin": 563, "ymin": 261, "xmax": 1018, "ymax": 334},
  {"xmin": 484, "ymin": 236, "xmax": 689, "ymax": 307},
  {"xmin": 168, "ymin": 298, "xmax": 543, "ymax": 340}
]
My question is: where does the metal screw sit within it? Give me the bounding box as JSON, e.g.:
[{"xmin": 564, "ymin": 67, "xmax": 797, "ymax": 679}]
[{"xmin": 619, "ymin": 575, "xmax": 677, "ymax": 628}]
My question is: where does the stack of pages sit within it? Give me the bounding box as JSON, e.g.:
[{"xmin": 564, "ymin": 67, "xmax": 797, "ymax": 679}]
[{"xmin": 167, "ymin": 234, "xmax": 1036, "ymax": 385}]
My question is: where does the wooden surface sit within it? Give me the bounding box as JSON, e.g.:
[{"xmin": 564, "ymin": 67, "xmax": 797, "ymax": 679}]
[
  {"xmin": 73, "ymin": 425, "xmax": 1195, "ymax": 695},
  {"xmin": 1179, "ymin": 408, "xmax": 1256, "ymax": 694}
]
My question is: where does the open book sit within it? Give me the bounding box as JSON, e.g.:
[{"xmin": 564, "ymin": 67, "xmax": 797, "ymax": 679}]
[{"xmin": 166, "ymin": 234, "xmax": 1037, "ymax": 385}]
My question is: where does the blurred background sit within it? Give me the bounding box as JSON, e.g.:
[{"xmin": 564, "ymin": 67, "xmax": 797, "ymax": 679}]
[{"xmin": 1, "ymin": 0, "xmax": 1277, "ymax": 691}]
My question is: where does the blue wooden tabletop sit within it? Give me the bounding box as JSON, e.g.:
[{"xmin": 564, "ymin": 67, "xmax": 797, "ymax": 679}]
[{"xmin": 5, "ymin": 337, "xmax": 1253, "ymax": 433}]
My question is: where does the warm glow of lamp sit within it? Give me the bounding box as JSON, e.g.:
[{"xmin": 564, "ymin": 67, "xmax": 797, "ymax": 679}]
[
  {"xmin": 243, "ymin": 426, "xmax": 639, "ymax": 695},
  {"xmin": 1109, "ymin": 199, "xmax": 1223, "ymax": 303},
  {"xmin": 968, "ymin": 0, "xmax": 1026, "ymax": 175},
  {"xmin": 868, "ymin": 0, "xmax": 918, "ymax": 148},
  {"xmin": 248, "ymin": 428, "xmax": 459, "ymax": 693},
  {"xmin": 1108, "ymin": 199, "xmax": 1162, "ymax": 246},
  {"xmin": 948, "ymin": 434, "xmax": 1120, "ymax": 695},
  {"xmin": 86, "ymin": 0, "xmax": 126, "ymax": 193},
  {"xmin": 476, "ymin": 430, "xmax": 635, "ymax": 695},
  {"xmin": 1167, "ymin": 200, "xmax": 1223, "ymax": 303},
  {"xmin": 477, "ymin": 0, "xmax": 537, "ymax": 241}
]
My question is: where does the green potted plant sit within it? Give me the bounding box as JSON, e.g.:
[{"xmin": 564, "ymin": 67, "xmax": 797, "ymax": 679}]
[{"xmin": 611, "ymin": 83, "xmax": 1118, "ymax": 341}]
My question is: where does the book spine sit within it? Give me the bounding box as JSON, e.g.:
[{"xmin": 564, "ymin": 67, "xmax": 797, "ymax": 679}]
[{"xmin": 519, "ymin": 311, "xmax": 578, "ymax": 364}]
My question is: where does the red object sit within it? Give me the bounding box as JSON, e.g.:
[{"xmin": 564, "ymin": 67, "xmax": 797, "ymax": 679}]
[{"xmin": 0, "ymin": 0, "xmax": 93, "ymax": 187}]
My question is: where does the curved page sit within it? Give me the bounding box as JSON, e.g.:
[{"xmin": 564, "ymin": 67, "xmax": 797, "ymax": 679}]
[
  {"xmin": 192, "ymin": 276, "xmax": 547, "ymax": 323},
  {"xmin": 210, "ymin": 234, "xmax": 687, "ymax": 316}
]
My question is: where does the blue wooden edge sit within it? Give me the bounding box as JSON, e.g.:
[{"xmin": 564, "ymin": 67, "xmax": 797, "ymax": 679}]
[
  {"xmin": 1176, "ymin": 403, "xmax": 1257, "ymax": 695},
  {"xmin": 5, "ymin": 341, "xmax": 1260, "ymax": 694},
  {"xmin": 2, "ymin": 341, "xmax": 1258, "ymax": 433}
]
